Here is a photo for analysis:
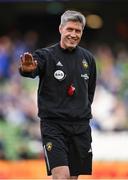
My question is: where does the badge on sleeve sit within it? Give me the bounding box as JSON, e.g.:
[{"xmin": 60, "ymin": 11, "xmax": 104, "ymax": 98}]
[{"xmin": 54, "ymin": 70, "xmax": 66, "ymax": 81}]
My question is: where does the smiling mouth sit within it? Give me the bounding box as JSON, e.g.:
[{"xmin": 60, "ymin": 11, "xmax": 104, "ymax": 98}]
[{"xmin": 68, "ymin": 38, "xmax": 77, "ymax": 44}]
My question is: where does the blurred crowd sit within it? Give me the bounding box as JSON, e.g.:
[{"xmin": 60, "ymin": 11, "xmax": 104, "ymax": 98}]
[{"xmin": 0, "ymin": 30, "xmax": 128, "ymax": 160}]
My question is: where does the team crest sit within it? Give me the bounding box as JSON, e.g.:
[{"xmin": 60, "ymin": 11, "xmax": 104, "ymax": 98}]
[
  {"xmin": 46, "ymin": 142, "xmax": 53, "ymax": 151},
  {"xmin": 54, "ymin": 70, "xmax": 66, "ymax": 81},
  {"xmin": 82, "ymin": 59, "xmax": 88, "ymax": 69}
]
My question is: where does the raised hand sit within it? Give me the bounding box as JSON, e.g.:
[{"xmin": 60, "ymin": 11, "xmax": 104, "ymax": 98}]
[{"xmin": 20, "ymin": 52, "xmax": 38, "ymax": 72}]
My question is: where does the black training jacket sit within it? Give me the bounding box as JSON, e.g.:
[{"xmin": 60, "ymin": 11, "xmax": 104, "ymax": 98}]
[{"xmin": 19, "ymin": 43, "xmax": 97, "ymax": 122}]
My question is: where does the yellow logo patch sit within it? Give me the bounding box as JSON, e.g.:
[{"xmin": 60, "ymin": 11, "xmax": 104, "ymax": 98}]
[
  {"xmin": 82, "ymin": 59, "xmax": 88, "ymax": 69},
  {"xmin": 46, "ymin": 142, "xmax": 53, "ymax": 151}
]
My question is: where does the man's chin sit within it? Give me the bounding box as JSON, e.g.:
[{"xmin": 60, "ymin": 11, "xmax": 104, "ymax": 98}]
[{"xmin": 67, "ymin": 44, "xmax": 77, "ymax": 50}]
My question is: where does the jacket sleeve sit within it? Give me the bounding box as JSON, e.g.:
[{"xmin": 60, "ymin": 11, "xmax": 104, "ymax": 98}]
[{"xmin": 88, "ymin": 55, "xmax": 97, "ymax": 105}]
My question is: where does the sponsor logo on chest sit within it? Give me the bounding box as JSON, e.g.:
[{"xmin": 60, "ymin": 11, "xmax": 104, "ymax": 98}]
[
  {"xmin": 81, "ymin": 73, "xmax": 89, "ymax": 80},
  {"xmin": 54, "ymin": 70, "xmax": 66, "ymax": 81}
]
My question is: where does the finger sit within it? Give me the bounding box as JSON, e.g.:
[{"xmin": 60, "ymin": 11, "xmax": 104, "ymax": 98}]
[
  {"xmin": 24, "ymin": 52, "xmax": 33, "ymax": 63},
  {"xmin": 33, "ymin": 59, "xmax": 37, "ymax": 64},
  {"xmin": 20, "ymin": 55, "xmax": 24, "ymax": 64},
  {"xmin": 20, "ymin": 55, "xmax": 26, "ymax": 67},
  {"xmin": 33, "ymin": 60, "xmax": 38, "ymax": 67},
  {"xmin": 22, "ymin": 52, "xmax": 32, "ymax": 64}
]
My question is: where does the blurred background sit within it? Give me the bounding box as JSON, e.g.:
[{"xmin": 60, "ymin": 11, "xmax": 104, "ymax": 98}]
[{"xmin": 0, "ymin": 0, "xmax": 128, "ymax": 179}]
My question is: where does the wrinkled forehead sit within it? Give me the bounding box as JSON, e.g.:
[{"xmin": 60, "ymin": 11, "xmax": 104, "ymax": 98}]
[{"xmin": 61, "ymin": 20, "xmax": 83, "ymax": 31}]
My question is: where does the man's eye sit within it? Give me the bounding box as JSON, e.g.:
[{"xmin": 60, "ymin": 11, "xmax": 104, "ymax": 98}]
[
  {"xmin": 67, "ymin": 28, "xmax": 73, "ymax": 32},
  {"xmin": 76, "ymin": 30, "xmax": 81, "ymax": 33}
]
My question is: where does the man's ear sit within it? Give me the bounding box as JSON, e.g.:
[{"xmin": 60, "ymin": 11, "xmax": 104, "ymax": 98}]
[{"xmin": 59, "ymin": 25, "xmax": 62, "ymax": 34}]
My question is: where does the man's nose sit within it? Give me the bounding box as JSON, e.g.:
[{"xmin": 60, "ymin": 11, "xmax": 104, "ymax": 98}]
[{"xmin": 70, "ymin": 30, "xmax": 76, "ymax": 37}]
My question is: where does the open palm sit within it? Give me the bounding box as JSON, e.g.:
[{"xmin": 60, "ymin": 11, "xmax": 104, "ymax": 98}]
[{"xmin": 20, "ymin": 52, "xmax": 37, "ymax": 72}]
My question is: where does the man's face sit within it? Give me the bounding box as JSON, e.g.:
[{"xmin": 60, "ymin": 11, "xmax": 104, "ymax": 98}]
[{"xmin": 59, "ymin": 21, "xmax": 83, "ymax": 50}]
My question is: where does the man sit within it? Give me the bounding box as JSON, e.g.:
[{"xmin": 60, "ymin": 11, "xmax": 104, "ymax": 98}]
[{"xmin": 19, "ymin": 10, "xmax": 97, "ymax": 180}]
